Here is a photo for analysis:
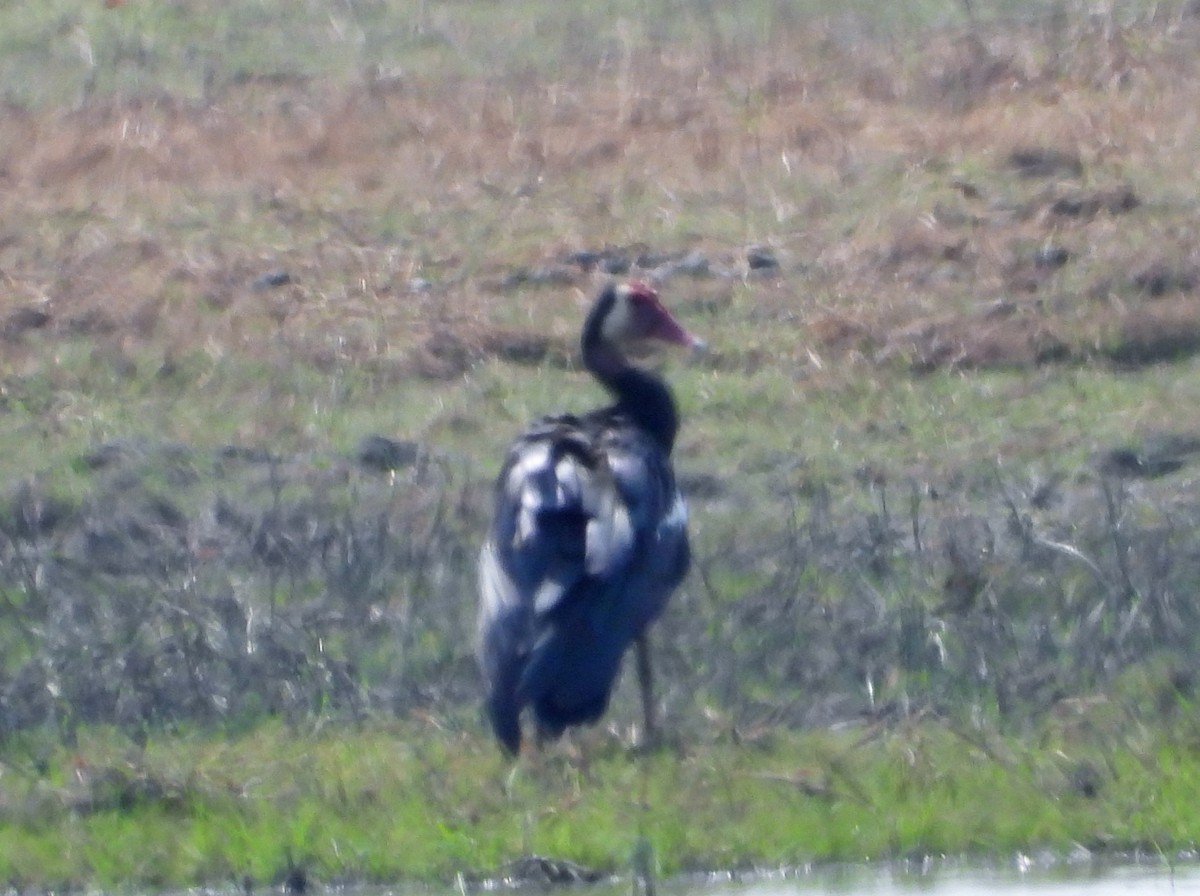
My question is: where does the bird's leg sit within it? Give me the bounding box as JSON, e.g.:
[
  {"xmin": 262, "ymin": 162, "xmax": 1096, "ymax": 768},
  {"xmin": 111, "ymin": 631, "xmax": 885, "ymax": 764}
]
[
  {"xmin": 632, "ymin": 639, "xmax": 659, "ymax": 896},
  {"xmin": 634, "ymin": 634, "xmax": 658, "ymax": 749},
  {"xmin": 503, "ymin": 759, "xmax": 523, "ymax": 801}
]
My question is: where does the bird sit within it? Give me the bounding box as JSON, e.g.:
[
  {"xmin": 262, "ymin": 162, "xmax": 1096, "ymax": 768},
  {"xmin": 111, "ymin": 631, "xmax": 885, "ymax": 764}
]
[{"xmin": 477, "ymin": 280, "xmax": 704, "ymax": 755}]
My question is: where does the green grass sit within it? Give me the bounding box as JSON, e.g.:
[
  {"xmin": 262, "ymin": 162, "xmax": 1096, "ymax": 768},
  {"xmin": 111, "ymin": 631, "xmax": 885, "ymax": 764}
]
[
  {"xmin": 1, "ymin": 717, "xmax": 1196, "ymax": 889},
  {"xmin": 1, "ymin": 0, "xmax": 1074, "ymax": 109},
  {"xmin": 8, "ymin": 330, "xmax": 1195, "ymax": 508}
]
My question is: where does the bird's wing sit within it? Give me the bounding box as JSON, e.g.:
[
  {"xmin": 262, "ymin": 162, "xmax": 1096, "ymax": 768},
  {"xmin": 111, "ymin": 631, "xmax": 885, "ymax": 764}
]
[
  {"xmin": 601, "ymin": 427, "xmax": 690, "ymax": 628},
  {"xmin": 602, "ymin": 428, "xmax": 687, "ymax": 553},
  {"xmin": 491, "ymin": 418, "xmax": 665, "ymax": 613}
]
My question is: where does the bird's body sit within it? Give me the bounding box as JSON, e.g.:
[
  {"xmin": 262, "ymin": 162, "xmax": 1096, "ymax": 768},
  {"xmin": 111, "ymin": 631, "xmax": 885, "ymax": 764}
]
[{"xmin": 477, "ymin": 281, "xmax": 701, "ymax": 754}]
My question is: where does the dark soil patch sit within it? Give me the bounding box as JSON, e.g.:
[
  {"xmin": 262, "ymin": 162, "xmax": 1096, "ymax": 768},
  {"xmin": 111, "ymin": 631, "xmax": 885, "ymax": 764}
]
[
  {"xmin": 1007, "ymin": 147, "xmax": 1084, "ymax": 179},
  {"xmin": 1101, "ymin": 299, "xmax": 1200, "ymax": 365},
  {"xmin": 877, "ymin": 306, "xmax": 1070, "ymax": 371}
]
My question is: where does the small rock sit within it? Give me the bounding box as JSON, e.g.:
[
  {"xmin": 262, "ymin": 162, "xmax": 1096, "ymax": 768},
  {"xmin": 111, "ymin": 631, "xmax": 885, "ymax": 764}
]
[
  {"xmin": 951, "ymin": 179, "xmax": 982, "ymax": 199},
  {"xmin": 487, "ymin": 334, "xmax": 550, "ymax": 365},
  {"xmin": 80, "ymin": 440, "xmax": 142, "ymax": 470},
  {"xmin": 1007, "ymin": 147, "xmax": 1083, "ymax": 179},
  {"xmin": 747, "ymin": 245, "xmax": 780, "ymax": 271},
  {"xmin": 2, "ymin": 306, "xmax": 52, "ymax": 340},
  {"xmin": 6, "ymin": 482, "xmax": 73, "ymax": 539},
  {"xmin": 250, "ymin": 270, "xmax": 292, "ymax": 290},
  {"xmin": 495, "ymin": 265, "xmax": 576, "ymax": 291},
  {"xmin": 598, "ymin": 251, "xmax": 631, "ymax": 275},
  {"xmin": 634, "ymin": 250, "xmax": 675, "ymax": 270},
  {"xmin": 982, "ymin": 299, "xmax": 1018, "ymax": 318},
  {"xmin": 672, "ymin": 249, "xmax": 712, "ymax": 278},
  {"xmin": 563, "ymin": 249, "xmax": 603, "ymax": 270},
  {"xmin": 677, "ymin": 471, "xmax": 724, "ymax": 500},
  {"xmin": 282, "ymin": 865, "xmax": 307, "ymax": 895},
  {"xmin": 504, "ymin": 855, "xmax": 604, "ymax": 887},
  {"xmin": 525, "ymin": 264, "xmax": 575, "ymax": 286},
  {"xmin": 1033, "ymin": 246, "xmax": 1070, "ymax": 269},
  {"xmin": 493, "ymin": 269, "xmax": 529, "ymax": 292},
  {"xmin": 356, "ymin": 435, "xmax": 420, "ymax": 472},
  {"xmin": 562, "ymin": 248, "xmax": 632, "ymax": 274},
  {"xmin": 217, "ymin": 445, "xmax": 276, "ymax": 464},
  {"xmin": 1132, "ymin": 262, "xmax": 1196, "ymax": 297},
  {"xmin": 1095, "ymin": 445, "xmax": 1185, "ymax": 479},
  {"xmin": 1049, "ymin": 186, "xmax": 1139, "ymax": 219}
]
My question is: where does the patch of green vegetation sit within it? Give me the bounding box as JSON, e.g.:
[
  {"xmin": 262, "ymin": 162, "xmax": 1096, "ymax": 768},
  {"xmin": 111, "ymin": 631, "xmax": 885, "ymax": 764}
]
[
  {"xmin": 0, "ymin": 340, "xmax": 472, "ymax": 481},
  {"xmin": 3, "ymin": 0, "xmax": 1155, "ymax": 109},
  {"xmin": 671, "ymin": 358, "xmax": 1200, "ymax": 492},
  {"xmin": 1, "ymin": 716, "xmax": 1197, "ymax": 890}
]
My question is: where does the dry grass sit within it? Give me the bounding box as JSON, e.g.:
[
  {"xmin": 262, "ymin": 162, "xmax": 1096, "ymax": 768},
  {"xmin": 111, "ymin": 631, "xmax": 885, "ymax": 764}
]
[{"xmin": 2, "ymin": 6, "xmax": 1199, "ymax": 381}]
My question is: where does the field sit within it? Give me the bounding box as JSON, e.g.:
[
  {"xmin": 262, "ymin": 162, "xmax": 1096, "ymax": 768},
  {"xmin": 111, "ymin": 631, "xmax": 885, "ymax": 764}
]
[{"xmin": 3, "ymin": 0, "xmax": 1200, "ymax": 890}]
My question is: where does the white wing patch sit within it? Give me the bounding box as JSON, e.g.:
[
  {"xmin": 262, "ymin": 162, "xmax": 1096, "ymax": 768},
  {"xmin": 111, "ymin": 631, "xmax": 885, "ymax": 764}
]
[
  {"xmin": 585, "ymin": 486, "xmax": 634, "ymax": 576},
  {"xmin": 508, "ymin": 442, "xmax": 553, "ymax": 545},
  {"xmin": 660, "ymin": 490, "xmax": 688, "ymax": 533},
  {"xmin": 478, "ymin": 539, "xmax": 521, "ymax": 616},
  {"xmin": 493, "ymin": 417, "xmax": 686, "ymax": 629},
  {"xmin": 503, "ymin": 430, "xmax": 648, "ymax": 581}
]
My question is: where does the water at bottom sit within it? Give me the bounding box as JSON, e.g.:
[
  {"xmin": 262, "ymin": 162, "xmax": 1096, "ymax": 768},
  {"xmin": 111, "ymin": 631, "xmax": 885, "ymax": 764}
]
[{"xmin": 683, "ymin": 861, "xmax": 1200, "ymax": 896}]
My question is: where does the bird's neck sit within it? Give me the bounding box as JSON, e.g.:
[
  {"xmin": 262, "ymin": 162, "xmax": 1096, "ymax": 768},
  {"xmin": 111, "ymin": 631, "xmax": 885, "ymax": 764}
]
[{"xmin": 582, "ymin": 337, "xmax": 679, "ymax": 453}]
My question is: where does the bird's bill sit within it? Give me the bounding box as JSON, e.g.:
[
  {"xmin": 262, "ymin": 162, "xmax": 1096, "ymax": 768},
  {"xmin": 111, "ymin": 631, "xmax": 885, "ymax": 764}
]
[
  {"xmin": 639, "ymin": 294, "xmax": 706, "ymax": 351},
  {"xmin": 650, "ymin": 311, "xmax": 706, "ymax": 352},
  {"xmin": 621, "ymin": 280, "xmax": 706, "ymax": 351}
]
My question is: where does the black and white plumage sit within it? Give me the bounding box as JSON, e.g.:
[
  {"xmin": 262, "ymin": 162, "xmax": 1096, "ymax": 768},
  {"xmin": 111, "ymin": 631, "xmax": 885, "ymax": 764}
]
[{"xmin": 477, "ymin": 281, "xmax": 703, "ymax": 754}]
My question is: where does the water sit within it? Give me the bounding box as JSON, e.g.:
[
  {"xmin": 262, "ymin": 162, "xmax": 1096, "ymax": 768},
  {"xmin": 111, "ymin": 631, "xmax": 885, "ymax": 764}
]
[
  {"xmin": 677, "ymin": 861, "xmax": 1200, "ymax": 896},
  {"xmin": 370, "ymin": 862, "xmax": 1200, "ymax": 896}
]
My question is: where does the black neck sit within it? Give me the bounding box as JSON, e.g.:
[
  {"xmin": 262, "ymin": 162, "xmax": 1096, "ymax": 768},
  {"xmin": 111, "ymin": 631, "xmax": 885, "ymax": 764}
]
[{"xmin": 581, "ymin": 291, "xmax": 680, "ymax": 453}]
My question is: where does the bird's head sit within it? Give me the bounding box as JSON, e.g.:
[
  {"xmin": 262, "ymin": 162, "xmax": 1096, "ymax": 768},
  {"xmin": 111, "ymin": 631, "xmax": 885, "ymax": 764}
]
[{"xmin": 600, "ymin": 281, "xmax": 706, "ymax": 351}]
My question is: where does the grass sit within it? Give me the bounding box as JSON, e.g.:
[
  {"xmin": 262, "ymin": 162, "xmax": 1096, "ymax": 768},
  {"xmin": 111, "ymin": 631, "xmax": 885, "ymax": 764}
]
[
  {"xmin": 3, "ymin": 0, "xmax": 1200, "ymax": 890},
  {"xmin": 8, "ymin": 334, "xmax": 1200, "ymax": 513},
  {"xmin": 0, "ymin": 713, "xmax": 1196, "ymax": 889},
  {"xmin": 2, "ymin": 0, "xmax": 1062, "ymax": 109}
]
